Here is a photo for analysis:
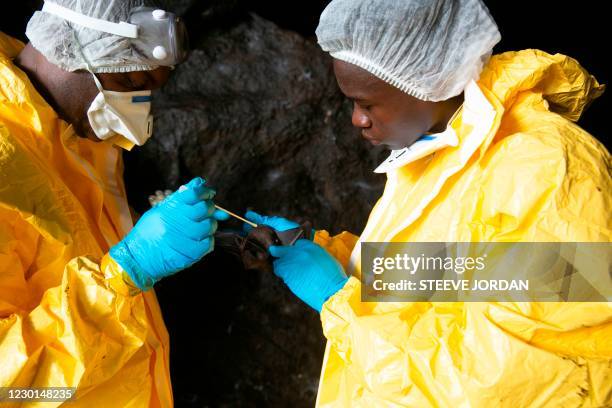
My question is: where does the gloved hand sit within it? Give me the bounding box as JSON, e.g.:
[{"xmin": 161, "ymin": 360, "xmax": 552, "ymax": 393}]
[
  {"xmin": 269, "ymin": 239, "xmax": 348, "ymax": 312},
  {"xmin": 244, "ymin": 210, "xmax": 300, "ymax": 232},
  {"xmin": 244, "ymin": 210, "xmax": 315, "ymax": 240},
  {"xmin": 110, "ymin": 177, "xmax": 229, "ymax": 290}
]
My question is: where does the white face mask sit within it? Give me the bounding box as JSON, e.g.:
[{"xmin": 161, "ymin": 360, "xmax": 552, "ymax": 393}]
[{"xmin": 86, "ymin": 72, "xmax": 154, "ymax": 148}]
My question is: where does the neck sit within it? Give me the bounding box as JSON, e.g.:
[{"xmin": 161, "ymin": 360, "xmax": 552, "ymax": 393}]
[
  {"xmin": 14, "ymin": 44, "xmax": 55, "ymax": 108},
  {"xmin": 15, "ymin": 44, "xmax": 39, "ymax": 83},
  {"xmin": 429, "ymin": 93, "xmax": 464, "ymax": 133}
]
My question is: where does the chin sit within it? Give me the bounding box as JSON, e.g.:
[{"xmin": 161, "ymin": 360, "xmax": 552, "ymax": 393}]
[
  {"xmin": 387, "ymin": 135, "xmax": 422, "ymax": 150},
  {"xmin": 382, "ymin": 141, "xmax": 406, "ymax": 150}
]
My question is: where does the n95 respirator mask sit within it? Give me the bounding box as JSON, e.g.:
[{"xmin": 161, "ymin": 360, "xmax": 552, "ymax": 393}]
[{"xmin": 86, "ymin": 73, "xmax": 153, "ymax": 148}]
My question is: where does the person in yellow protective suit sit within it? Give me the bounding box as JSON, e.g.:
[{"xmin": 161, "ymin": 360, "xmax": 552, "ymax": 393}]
[
  {"xmin": 247, "ymin": 0, "xmax": 612, "ymax": 406},
  {"xmin": 0, "ymin": 1, "xmax": 227, "ymax": 406}
]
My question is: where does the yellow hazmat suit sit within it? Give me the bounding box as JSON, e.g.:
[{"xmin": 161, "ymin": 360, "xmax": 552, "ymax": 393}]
[
  {"xmin": 0, "ymin": 33, "xmax": 172, "ymax": 406},
  {"xmin": 314, "ymin": 49, "xmax": 612, "ymax": 407}
]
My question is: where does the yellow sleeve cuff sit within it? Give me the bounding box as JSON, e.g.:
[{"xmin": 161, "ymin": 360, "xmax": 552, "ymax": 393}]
[
  {"xmin": 101, "ymin": 253, "xmax": 141, "ymax": 296},
  {"xmin": 314, "ymin": 230, "xmax": 359, "ymax": 270},
  {"xmin": 320, "ymin": 276, "xmax": 362, "ymax": 353}
]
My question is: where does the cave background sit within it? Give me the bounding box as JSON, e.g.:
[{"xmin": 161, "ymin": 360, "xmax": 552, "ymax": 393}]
[{"xmin": 2, "ymin": 2, "xmax": 610, "ymax": 407}]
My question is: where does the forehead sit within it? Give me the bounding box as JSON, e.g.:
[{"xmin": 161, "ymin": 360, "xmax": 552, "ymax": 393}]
[{"xmin": 333, "ymin": 59, "xmax": 394, "ymax": 98}]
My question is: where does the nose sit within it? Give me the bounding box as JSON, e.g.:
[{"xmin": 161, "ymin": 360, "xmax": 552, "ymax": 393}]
[{"xmin": 352, "ymin": 103, "xmax": 372, "ymax": 129}]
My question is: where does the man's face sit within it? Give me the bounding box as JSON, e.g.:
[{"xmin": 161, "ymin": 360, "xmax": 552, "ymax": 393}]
[
  {"xmin": 60, "ymin": 67, "xmax": 171, "ymax": 142},
  {"xmin": 333, "ymin": 59, "xmax": 439, "ymax": 150}
]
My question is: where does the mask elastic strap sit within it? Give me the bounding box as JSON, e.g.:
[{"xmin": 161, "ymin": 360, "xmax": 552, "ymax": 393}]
[
  {"xmin": 88, "ymin": 70, "xmax": 105, "ymax": 93},
  {"xmin": 68, "ymin": 27, "xmax": 105, "ymax": 93},
  {"xmin": 42, "ymin": 1, "xmax": 138, "ymax": 38}
]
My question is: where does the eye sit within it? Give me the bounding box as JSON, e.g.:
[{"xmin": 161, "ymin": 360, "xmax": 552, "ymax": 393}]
[
  {"xmin": 124, "ymin": 74, "xmax": 148, "ymax": 90},
  {"xmin": 354, "ymin": 100, "xmax": 371, "ymax": 111}
]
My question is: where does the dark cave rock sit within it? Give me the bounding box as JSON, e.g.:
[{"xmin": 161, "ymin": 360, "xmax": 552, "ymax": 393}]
[{"xmin": 126, "ymin": 14, "xmax": 385, "ymax": 233}]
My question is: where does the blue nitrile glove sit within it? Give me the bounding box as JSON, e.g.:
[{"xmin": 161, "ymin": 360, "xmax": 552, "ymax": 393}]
[
  {"xmin": 110, "ymin": 177, "xmax": 230, "ymax": 290},
  {"xmin": 269, "ymin": 239, "xmax": 348, "ymax": 312},
  {"xmin": 244, "ymin": 210, "xmax": 300, "ymax": 232},
  {"xmin": 244, "ymin": 211, "xmax": 315, "ymax": 240}
]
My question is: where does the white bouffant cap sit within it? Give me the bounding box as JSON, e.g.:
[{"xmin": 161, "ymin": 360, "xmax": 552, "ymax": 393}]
[{"xmin": 316, "ymin": 0, "xmax": 501, "ymax": 101}]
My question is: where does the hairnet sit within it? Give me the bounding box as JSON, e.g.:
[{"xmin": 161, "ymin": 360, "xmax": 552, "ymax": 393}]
[
  {"xmin": 316, "ymin": 0, "xmax": 501, "ymax": 101},
  {"xmin": 26, "ymin": 0, "xmax": 159, "ymax": 73}
]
